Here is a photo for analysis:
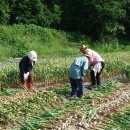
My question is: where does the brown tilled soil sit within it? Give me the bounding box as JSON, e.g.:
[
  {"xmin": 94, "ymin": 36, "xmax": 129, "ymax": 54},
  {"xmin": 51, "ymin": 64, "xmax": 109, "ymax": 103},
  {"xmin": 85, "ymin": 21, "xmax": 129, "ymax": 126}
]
[
  {"xmin": 0, "ymin": 71, "xmax": 122, "ymax": 105},
  {"xmin": 0, "ymin": 73, "xmax": 122, "ymax": 106},
  {"xmin": 0, "ymin": 82, "xmax": 66, "ymax": 106},
  {"xmin": 52, "ymin": 83, "xmax": 130, "ymax": 130},
  {"xmin": 1, "ymin": 76, "xmax": 130, "ymax": 130}
]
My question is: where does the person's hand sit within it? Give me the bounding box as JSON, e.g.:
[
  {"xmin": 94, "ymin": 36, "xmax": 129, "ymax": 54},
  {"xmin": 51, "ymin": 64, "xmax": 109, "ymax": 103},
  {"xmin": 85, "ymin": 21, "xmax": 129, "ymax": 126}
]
[
  {"xmin": 24, "ymin": 72, "xmax": 29, "ymax": 80},
  {"xmin": 26, "ymin": 72, "xmax": 29, "ymax": 77}
]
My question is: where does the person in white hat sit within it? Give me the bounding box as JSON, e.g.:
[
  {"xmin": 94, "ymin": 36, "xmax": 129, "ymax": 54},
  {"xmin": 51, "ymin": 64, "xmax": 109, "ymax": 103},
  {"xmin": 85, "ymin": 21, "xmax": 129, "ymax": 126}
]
[
  {"xmin": 69, "ymin": 54, "xmax": 91, "ymax": 98},
  {"xmin": 19, "ymin": 50, "xmax": 37, "ymax": 90},
  {"xmin": 80, "ymin": 45, "xmax": 105, "ymax": 89}
]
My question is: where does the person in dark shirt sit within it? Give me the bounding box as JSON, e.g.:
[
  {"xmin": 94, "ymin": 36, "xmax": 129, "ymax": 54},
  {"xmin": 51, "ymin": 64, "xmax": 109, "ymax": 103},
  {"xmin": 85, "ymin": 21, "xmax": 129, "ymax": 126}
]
[{"xmin": 19, "ymin": 50, "xmax": 37, "ymax": 90}]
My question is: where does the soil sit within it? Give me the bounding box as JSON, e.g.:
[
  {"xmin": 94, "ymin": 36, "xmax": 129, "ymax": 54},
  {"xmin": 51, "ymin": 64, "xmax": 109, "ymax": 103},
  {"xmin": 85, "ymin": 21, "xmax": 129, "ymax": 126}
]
[
  {"xmin": 1, "ymin": 75, "xmax": 130, "ymax": 130},
  {"xmin": 0, "ymin": 73, "xmax": 123, "ymax": 106},
  {"xmin": 52, "ymin": 83, "xmax": 130, "ymax": 130},
  {"xmin": 0, "ymin": 82, "xmax": 67, "ymax": 106}
]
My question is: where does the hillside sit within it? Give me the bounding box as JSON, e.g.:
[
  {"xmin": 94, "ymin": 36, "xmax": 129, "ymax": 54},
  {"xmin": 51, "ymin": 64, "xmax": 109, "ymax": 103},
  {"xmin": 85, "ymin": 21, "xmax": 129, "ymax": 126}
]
[
  {"xmin": 0, "ymin": 24, "xmax": 130, "ymax": 60},
  {"xmin": 0, "ymin": 24, "xmax": 91, "ymax": 59}
]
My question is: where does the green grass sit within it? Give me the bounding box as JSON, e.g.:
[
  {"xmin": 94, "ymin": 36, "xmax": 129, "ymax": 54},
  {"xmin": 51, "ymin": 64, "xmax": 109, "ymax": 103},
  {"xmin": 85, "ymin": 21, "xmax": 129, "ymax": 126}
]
[
  {"xmin": 0, "ymin": 24, "xmax": 88, "ymax": 59},
  {"xmin": 0, "ymin": 45, "xmax": 11, "ymax": 59},
  {"xmin": 105, "ymin": 108, "xmax": 130, "ymax": 130},
  {"xmin": 0, "ymin": 88, "xmax": 17, "ymax": 96},
  {"xmin": 0, "ymin": 24, "xmax": 130, "ymax": 60}
]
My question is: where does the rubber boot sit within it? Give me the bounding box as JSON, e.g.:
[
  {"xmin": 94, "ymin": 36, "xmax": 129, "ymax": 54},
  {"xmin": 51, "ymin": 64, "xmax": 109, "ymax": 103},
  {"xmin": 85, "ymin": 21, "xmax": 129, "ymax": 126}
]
[
  {"xmin": 27, "ymin": 75, "xmax": 33, "ymax": 90},
  {"xmin": 28, "ymin": 83, "xmax": 33, "ymax": 90}
]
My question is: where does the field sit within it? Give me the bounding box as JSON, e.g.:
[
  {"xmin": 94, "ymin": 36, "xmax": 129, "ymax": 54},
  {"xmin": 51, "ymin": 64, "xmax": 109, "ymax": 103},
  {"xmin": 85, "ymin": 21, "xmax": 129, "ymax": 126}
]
[{"xmin": 0, "ymin": 50, "xmax": 130, "ymax": 130}]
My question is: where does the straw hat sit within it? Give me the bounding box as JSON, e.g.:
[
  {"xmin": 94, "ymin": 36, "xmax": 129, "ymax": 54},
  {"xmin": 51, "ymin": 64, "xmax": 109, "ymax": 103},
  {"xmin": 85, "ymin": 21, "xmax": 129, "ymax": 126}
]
[{"xmin": 80, "ymin": 44, "xmax": 88, "ymax": 52}]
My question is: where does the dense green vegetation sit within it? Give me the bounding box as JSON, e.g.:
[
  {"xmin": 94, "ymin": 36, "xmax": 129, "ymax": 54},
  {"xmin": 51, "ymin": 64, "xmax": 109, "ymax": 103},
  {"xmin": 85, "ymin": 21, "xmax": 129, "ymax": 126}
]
[
  {"xmin": 0, "ymin": 24, "xmax": 93, "ymax": 59},
  {"xmin": 0, "ymin": 24, "xmax": 130, "ymax": 60},
  {"xmin": 108, "ymin": 108, "xmax": 130, "ymax": 129},
  {"xmin": 0, "ymin": 0, "xmax": 130, "ymax": 59},
  {"xmin": 1, "ymin": 0, "xmax": 130, "ymax": 41}
]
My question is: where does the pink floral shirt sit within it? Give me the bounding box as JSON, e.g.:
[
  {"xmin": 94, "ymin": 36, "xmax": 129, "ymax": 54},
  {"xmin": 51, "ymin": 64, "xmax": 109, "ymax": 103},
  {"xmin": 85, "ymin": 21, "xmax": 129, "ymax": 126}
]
[{"xmin": 85, "ymin": 49, "xmax": 104, "ymax": 65}]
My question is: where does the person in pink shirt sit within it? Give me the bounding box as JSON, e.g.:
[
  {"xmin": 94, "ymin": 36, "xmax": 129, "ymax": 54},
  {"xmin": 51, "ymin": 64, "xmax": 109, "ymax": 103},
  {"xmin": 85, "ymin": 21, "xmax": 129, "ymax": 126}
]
[{"xmin": 80, "ymin": 45, "xmax": 105, "ymax": 89}]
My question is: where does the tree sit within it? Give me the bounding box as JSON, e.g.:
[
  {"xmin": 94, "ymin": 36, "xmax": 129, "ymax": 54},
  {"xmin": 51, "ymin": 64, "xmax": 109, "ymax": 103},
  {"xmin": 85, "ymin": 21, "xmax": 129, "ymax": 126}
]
[
  {"xmin": 61, "ymin": 0, "xmax": 128, "ymax": 41},
  {"xmin": 0, "ymin": 0, "xmax": 10, "ymax": 24},
  {"xmin": 9, "ymin": 0, "xmax": 61, "ymax": 27},
  {"xmin": 121, "ymin": 0, "xmax": 130, "ymax": 39},
  {"xmin": 84, "ymin": 0, "xmax": 127, "ymax": 40}
]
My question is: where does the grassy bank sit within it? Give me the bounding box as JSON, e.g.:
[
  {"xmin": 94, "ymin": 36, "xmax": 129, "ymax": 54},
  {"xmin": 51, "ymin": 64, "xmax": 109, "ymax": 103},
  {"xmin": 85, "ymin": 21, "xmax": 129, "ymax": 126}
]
[
  {"xmin": 0, "ymin": 24, "xmax": 130, "ymax": 60},
  {"xmin": 0, "ymin": 24, "xmax": 89, "ymax": 59}
]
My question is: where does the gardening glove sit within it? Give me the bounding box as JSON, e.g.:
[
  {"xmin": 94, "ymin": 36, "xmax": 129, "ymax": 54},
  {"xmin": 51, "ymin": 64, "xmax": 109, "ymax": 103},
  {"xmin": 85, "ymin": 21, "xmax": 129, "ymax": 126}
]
[{"xmin": 24, "ymin": 72, "xmax": 30, "ymax": 80}]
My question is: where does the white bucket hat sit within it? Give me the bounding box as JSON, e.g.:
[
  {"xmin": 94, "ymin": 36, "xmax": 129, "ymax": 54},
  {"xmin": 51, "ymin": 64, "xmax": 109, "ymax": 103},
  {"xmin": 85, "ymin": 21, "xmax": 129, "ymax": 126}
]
[{"xmin": 28, "ymin": 51, "xmax": 37, "ymax": 61}]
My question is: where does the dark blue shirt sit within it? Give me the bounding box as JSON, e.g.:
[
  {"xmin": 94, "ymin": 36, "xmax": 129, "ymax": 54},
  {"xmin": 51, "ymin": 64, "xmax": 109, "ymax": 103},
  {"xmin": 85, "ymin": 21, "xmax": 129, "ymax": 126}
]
[{"xmin": 19, "ymin": 56, "xmax": 33, "ymax": 74}]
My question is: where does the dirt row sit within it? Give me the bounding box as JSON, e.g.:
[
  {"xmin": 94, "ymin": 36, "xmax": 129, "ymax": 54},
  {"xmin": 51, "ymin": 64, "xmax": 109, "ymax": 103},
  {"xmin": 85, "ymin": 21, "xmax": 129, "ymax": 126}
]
[
  {"xmin": 0, "ymin": 73, "xmax": 122, "ymax": 106},
  {"xmin": 0, "ymin": 76, "xmax": 129, "ymax": 130},
  {"xmin": 51, "ymin": 83, "xmax": 130, "ymax": 130},
  {"xmin": 0, "ymin": 82, "xmax": 65, "ymax": 106}
]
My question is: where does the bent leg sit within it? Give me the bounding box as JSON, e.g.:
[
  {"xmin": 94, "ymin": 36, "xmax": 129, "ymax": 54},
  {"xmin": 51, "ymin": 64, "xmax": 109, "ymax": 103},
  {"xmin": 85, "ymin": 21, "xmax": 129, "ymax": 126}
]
[
  {"xmin": 77, "ymin": 78, "xmax": 83, "ymax": 98},
  {"xmin": 27, "ymin": 74, "xmax": 33, "ymax": 90},
  {"xmin": 70, "ymin": 77, "xmax": 77, "ymax": 97},
  {"xmin": 90, "ymin": 70, "xmax": 96, "ymax": 85}
]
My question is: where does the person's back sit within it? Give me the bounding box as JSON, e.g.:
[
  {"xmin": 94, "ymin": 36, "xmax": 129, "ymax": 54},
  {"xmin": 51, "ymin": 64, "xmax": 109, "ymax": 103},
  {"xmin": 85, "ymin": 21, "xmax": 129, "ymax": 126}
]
[
  {"xmin": 69, "ymin": 56, "xmax": 89, "ymax": 79},
  {"xmin": 86, "ymin": 49, "xmax": 104, "ymax": 65},
  {"xmin": 19, "ymin": 56, "xmax": 33, "ymax": 74}
]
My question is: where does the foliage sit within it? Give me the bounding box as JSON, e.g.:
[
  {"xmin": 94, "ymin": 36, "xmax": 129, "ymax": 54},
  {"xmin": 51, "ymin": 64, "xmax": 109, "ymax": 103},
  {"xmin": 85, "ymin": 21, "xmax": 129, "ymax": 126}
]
[
  {"xmin": 0, "ymin": 88, "xmax": 16, "ymax": 96},
  {"xmin": 6, "ymin": 0, "xmax": 61, "ymax": 27},
  {"xmin": 122, "ymin": 65, "xmax": 130, "ymax": 80},
  {"xmin": 105, "ymin": 108, "xmax": 130, "ymax": 129},
  {"xmin": 0, "ymin": 0, "xmax": 10, "ymax": 24},
  {"xmin": 0, "ymin": 0, "xmax": 130, "ymax": 41},
  {"xmin": 0, "ymin": 24, "xmax": 87, "ymax": 59},
  {"xmin": 121, "ymin": 1, "xmax": 130, "ymax": 39},
  {"xmin": 0, "ymin": 25, "xmax": 29, "ymax": 57},
  {"xmin": 61, "ymin": 0, "xmax": 128, "ymax": 40}
]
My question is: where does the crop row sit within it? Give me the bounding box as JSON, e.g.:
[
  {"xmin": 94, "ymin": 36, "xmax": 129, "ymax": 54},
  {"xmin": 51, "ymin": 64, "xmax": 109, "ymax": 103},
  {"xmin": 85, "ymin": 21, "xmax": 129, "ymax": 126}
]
[
  {"xmin": 0, "ymin": 80, "xmax": 121, "ymax": 130},
  {"xmin": 0, "ymin": 51, "xmax": 130, "ymax": 89}
]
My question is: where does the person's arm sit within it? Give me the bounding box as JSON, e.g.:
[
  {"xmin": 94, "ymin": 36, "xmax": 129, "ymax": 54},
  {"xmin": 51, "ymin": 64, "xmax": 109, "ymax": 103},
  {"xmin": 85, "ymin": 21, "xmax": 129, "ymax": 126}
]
[
  {"xmin": 28, "ymin": 61, "xmax": 33, "ymax": 73},
  {"xmin": 84, "ymin": 50, "xmax": 93, "ymax": 65},
  {"xmin": 19, "ymin": 58, "xmax": 26, "ymax": 74},
  {"xmin": 81, "ymin": 60, "xmax": 89, "ymax": 77}
]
